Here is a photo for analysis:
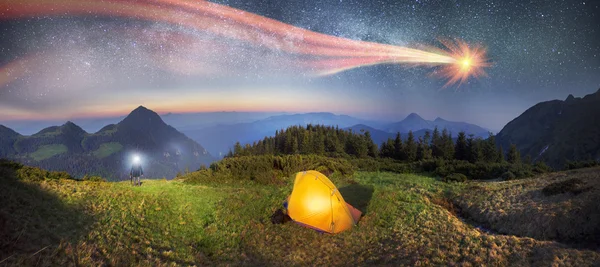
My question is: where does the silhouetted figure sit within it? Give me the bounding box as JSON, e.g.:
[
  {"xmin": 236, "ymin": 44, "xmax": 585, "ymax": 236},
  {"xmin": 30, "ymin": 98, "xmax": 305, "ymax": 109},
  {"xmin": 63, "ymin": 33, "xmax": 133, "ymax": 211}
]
[{"xmin": 130, "ymin": 162, "xmax": 143, "ymax": 186}]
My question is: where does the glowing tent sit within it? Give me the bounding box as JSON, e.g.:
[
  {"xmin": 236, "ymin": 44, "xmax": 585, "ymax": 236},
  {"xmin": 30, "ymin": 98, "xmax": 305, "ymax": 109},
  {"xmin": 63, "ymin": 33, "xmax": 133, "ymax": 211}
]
[{"xmin": 286, "ymin": 170, "xmax": 362, "ymax": 234}]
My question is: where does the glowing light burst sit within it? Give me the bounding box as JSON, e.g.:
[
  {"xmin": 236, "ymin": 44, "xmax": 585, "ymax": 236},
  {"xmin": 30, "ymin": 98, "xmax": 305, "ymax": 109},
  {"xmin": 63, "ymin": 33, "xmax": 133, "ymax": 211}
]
[
  {"xmin": 0, "ymin": 0, "xmax": 490, "ymax": 88},
  {"xmin": 432, "ymin": 39, "xmax": 491, "ymax": 88}
]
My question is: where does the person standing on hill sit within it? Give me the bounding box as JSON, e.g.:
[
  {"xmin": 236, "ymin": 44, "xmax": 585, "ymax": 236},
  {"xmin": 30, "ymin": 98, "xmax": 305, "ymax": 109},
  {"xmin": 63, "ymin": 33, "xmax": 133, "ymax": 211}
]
[{"xmin": 130, "ymin": 156, "xmax": 144, "ymax": 186}]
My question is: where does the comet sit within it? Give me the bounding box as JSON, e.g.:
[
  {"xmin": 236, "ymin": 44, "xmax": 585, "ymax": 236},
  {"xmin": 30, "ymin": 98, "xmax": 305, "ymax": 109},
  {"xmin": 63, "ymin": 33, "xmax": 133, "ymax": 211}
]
[{"xmin": 0, "ymin": 0, "xmax": 489, "ymax": 88}]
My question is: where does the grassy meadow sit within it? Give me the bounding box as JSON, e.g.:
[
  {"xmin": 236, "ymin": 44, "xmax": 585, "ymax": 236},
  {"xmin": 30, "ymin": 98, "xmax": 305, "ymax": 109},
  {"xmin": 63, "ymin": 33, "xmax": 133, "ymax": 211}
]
[
  {"xmin": 29, "ymin": 144, "xmax": 68, "ymax": 161},
  {"xmin": 1, "ymin": 161, "xmax": 599, "ymax": 266},
  {"xmin": 91, "ymin": 142, "xmax": 123, "ymax": 159}
]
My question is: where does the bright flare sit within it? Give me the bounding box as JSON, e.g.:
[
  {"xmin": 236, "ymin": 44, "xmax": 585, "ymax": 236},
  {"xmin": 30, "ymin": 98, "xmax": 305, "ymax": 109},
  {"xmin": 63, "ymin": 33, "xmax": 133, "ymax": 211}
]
[
  {"xmin": 462, "ymin": 59, "xmax": 471, "ymax": 67},
  {"xmin": 133, "ymin": 155, "xmax": 141, "ymax": 164},
  {"xmin": 433, "ymin": 39, "xmax": 491, "ymax": 88},
  {"xmin": 0, "ymin": 0, "xmax": 490, "ymax": 88}
]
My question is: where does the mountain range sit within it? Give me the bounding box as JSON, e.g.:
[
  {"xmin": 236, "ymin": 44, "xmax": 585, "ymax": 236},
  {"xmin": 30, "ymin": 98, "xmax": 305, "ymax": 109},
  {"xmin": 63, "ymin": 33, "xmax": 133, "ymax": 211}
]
[
  {"xmin": 496, "ymin": 88, "xmax": 600, "ymax": 168},
  {"xmin": 383, "ymin": 113, "xmax": 490, "ymax": 137},
  {"xmin": 180, "ymin": 112, "xmax": 490, "ymax": 157},
  {"xmin": 6, "ymin": 87, "xmax": 597, "ymax": 178},
  {"xmin": 0, "ymin": 106, "xmax": 213, "ymax": 180}
]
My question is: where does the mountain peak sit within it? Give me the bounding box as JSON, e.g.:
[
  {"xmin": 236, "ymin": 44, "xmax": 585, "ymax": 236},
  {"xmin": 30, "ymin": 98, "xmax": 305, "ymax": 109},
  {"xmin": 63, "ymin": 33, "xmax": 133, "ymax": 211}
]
[
  {"xmin": 434, "ymin": 117, "xmax": 446, "ymax": 122},
  {"xmin": 60, "ymin": 121, "xmax": 86, "ymax": 135},
  {"xmin": 404, "ymin": 113, "xmax": 424, "ymax": 121},
  {"xmin": 63, "ymin": 121, "xmax": 77, "ymax": 127},
  {"xmin": 566, "ymin": 94, "xmax": 575, "ymax": 101},
  {"xmin": 128, "ymin": 106, "xmax": 161, "ymax": 118},
  {"xmin": 119, "ymin": 105, "xmax": 168, "ymax": 131},
  {"xmin": 132, "ymin": 105, "xmax": 152, "ymax": 113},
  {"xmin": 62, "ymin": 121, "xmax": 81, "ymax": 128}
]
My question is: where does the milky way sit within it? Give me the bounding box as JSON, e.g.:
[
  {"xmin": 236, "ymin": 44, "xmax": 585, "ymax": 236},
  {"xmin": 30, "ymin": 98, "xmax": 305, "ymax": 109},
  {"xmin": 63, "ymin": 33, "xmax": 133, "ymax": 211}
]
[
  {"xmin": 0, "ymin": 0, "xmax": 598, "ymax": 131},
  {"xmin": 0, "ymin": 0, "xmax": 490, "ymax": 84}
]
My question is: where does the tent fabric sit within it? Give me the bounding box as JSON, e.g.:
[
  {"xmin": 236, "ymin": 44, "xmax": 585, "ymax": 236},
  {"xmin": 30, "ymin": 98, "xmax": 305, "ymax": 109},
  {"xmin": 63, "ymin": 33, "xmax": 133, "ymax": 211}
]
[{"xmin": 286, "ymin": 170, "xmax": 361, "ymax": 234}]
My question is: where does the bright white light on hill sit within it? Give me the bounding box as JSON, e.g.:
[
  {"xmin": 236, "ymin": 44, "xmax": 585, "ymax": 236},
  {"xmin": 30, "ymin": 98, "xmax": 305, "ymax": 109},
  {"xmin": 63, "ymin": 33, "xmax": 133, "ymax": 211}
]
[{"xmin": 133, "ymin": 155, "xmax": 141, "ymax": 164}]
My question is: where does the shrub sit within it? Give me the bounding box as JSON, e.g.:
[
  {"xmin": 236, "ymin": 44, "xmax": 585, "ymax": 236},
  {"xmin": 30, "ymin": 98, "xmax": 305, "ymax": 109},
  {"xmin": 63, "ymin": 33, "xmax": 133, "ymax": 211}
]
[
  {"xmin": 564, "ymin": 160, "xmax": 600, "ymax": 170},
  {"xmin": 533, "ymin": 161, "xmax": 553, "ymax": 174},
  {"xmin": 508, "ymin": 164, "xmax": 534, "ymax": 179},
  {"xmin": 443, "ymin": 173, "xmax": 467, "ymax": 183},
  {"xmin": 48, "ymin": 171, "xmax": 72, "ymax": 180},
  {"xmin": 82, "ymin": 175, "xmax": 106, "ymax": 182},
  {"xmin": 183, "ymin": 154, "xmax": 356, "ymax": 185},
  {"xmin": 542, "ymin": 178, "xmax": 589, "ymax": 196},
  {"xmin": 500, "ymin": 171, "xmax": 516, "ymax": 181},
  {"xmin": 2, "ymin": 159, "xmax": 77, "ymax": 182}
]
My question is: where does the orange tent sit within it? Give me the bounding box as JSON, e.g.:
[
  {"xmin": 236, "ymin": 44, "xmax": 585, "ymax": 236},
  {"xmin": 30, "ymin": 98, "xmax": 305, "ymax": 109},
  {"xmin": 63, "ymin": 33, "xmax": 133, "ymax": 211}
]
[{"xmin": 286, "ymin": 170, "xmax": 362, "ymax": 234}]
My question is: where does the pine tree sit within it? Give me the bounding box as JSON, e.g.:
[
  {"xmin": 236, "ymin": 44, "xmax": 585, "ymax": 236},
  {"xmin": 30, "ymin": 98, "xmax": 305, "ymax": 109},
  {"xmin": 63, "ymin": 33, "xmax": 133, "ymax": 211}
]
[
  {"xmin": 292, "ymin": 138, "xmax": 299, "ymax": 154},
  {"xmin": 380, "ymin": 138, "xmax": 394, "ymax": 158},
  {"xmin": 301, "ymin": 132, "xmax": 310, "ymax": 154},
  {"xmin": 441, "ymin": 128, "xmax": 454, "ymax": 160},
  {"xmin": 454, "ymin": 131, "xmax": 468, "ymax": 160},
  {"xmin": 498, "ymin": 146, "xmax": 505, "ymax": 163},
  {"xmin": 394, "ymin": 133, "xmax": 405, "ymax": 160},
  {"xmin": 314, "ymin": 134, "xmax": 325, "ymax": 155},
  {"xmin": 416, "ymin": 137, "xmax": 424, "ymax": 161},
  {"xmin": 507, "ymin": 144, "xmax": 521, "ymax": 164},
  {"xmin": 284, "ymin": 130, "xmax": 293, "ymax": 154},
  {"xmin": 482, "ymin": 133, "xmax": 498, "ymax": 162},
  {"xmin": 431, "ymin": 127, "xmax": 443, "ymax": 158},
  {"xmin": 405, "ymin": 131, "xmax": 417, "ymax": 162},
  {"xmin": 466, "ymin": 135, "xmax": 483, "ymax": 163},
  {"xmin": 364, "ymin": 131, "xmax": 378, "ymax": 157},
  {"xmin": 421, "ymin": 131, "xmax": 433, "ymax": 160},
  {"xmin": 234, "ymin": 141, "xmax": 243, "ymax": 156},
  {"xmin": 357, "ymin": 135, "xmax": 369, "ymax": 158}
]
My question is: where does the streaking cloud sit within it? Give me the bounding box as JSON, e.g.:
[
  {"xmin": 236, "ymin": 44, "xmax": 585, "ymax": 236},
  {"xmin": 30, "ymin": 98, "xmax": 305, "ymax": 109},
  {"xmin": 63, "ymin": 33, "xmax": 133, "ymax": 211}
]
[{"xmin": 0, "ymin": 0, "xmax": 489, "ymax": 89}]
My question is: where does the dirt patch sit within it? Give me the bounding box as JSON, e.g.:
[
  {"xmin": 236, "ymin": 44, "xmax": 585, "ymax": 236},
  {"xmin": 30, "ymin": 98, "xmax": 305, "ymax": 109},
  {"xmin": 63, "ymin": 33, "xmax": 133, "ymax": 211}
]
[{"xmin": 430, "ymin": 196, "xmax": 461, "ymax": 217}]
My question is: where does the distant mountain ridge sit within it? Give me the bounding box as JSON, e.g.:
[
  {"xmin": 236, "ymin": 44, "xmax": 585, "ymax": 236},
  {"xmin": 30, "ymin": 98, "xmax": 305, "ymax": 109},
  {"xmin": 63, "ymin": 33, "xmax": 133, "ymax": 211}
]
[
  {"xmin": 181, "ymin": 111, "xmax": 490, "ymax": 158},
  {"xmin": 496, "ymin": 89, "xmax": 600, "ymax": 169},
  {"xmin": 0, "ymin": 106, "xmax": 214, "ymax": 180},
  {"xmin": 383, "ymin": 113, "xmax": 490, "ymax": 137},
  {"xmin": 180, "ymin": 112, "xmax": 396, "ymax": 157}
]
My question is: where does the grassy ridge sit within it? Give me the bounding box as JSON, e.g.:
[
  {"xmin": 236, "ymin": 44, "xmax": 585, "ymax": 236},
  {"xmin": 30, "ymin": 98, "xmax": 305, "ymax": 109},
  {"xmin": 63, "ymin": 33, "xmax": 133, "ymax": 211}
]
[
  {"xmin": 29, "ymin": 144, "xmax": 68, "ymax": 161},
  {"xmin": 1, "ymin": 161, "xmax": 599, "ymax": 266},
  {"xmin": 92, "ymin": 142, "xmax": 123, "ymax": 159}
]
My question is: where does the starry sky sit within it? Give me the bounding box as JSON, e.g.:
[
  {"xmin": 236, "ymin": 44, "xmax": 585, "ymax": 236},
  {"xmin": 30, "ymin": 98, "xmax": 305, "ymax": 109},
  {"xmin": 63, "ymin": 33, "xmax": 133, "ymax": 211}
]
[{"xmin": 0, "ymin": 0, "xmax": 598, "ymax": 131}]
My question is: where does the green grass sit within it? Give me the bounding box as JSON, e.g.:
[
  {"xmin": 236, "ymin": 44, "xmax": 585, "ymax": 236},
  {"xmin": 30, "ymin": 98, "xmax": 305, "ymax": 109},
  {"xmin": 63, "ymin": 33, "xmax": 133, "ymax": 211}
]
[
  {"xmin": 1, "ymin": 162, "xmax": 599, "ymax": 266},
  {"xmin": 92, "ymin": 142, "xmax": 123, "ymax": 159},
  {"xmin": 29, "ymin": 144, "xmax": 68, "ymax": 161}
]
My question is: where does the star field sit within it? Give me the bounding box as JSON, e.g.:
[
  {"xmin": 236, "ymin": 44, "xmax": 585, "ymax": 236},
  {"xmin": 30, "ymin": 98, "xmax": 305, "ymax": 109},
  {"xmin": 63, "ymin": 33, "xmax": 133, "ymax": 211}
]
[{"xmin": 0, "ymin": 0, "xmax": 598, "ymax": 131}]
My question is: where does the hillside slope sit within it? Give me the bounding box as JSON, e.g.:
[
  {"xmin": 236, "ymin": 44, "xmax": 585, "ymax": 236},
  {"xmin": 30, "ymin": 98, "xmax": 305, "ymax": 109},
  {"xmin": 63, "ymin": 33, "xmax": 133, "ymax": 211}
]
[
  {"xmin": 1, "ymin": 160, "xmax": 598, "ymax": 266},
  {"xmin": 0, "ymin": 125, "xmax": 21, "ymax": 157},
  {"xmin": 496, "ymin": 89, "xmax": 600, "ymax": 168},
  {"xmin": 454, "ymin": 166, "xmax": 600, "ymax": 248},
  {"xmin": 1, "ymin": 106, "xmax": 214, "ymax": 180}
]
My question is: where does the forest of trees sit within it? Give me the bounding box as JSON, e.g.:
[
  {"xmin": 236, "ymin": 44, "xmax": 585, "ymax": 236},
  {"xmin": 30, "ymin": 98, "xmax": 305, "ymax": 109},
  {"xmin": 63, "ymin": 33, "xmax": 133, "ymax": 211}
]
[
  {"xmin": 226, "ymin": 125, "xmax": 378, "ymax": 158},
  {"xmin": 226, "ymin": 124, "xmax": 525, "ymax": 165}
]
